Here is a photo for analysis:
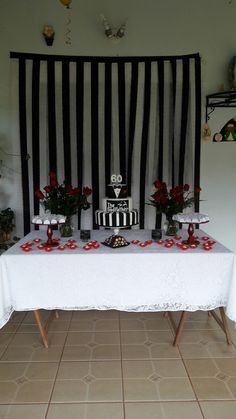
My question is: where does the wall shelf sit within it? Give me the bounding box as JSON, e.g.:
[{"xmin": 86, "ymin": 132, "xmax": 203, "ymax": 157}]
[{"xmin": 206, "ymin": 91, "xmax": 236, "ymax": 120}]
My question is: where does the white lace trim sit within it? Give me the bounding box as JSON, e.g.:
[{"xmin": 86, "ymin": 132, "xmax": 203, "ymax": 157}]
[{"xmin": 0, "ymin": 305, "xmax": 14, "ymax": 328}]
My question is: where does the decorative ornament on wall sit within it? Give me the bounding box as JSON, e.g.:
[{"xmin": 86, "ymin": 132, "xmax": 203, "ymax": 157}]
[
  {"xmin": 201, "ymin": 123, "xmax": 211, "ymax": 142},
  {"xmin": 42, "ymin": 25, "xmax": 55, "ymax": 46},
  {"xmin": 60, "ymin": 0, "xmax": 72, "ymax": 8},
  {"xmin": 100, "ymin": 14, "xmax": 127, "ymax": 41},
  {"xmin": 213, "ymin": 117, "xmax": 236, "ymax": 142},
  {"xmin": 59, "ymin": 0, "xmax": 72, "ymax": 45}
]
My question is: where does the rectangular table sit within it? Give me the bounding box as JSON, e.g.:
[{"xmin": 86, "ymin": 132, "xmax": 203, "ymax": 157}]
[{"xmin": 1, "ymin": 229, "xmax": 236, "ymax": 346}]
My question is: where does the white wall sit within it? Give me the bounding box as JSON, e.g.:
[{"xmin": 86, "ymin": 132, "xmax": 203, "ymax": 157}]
[{"xmin": 1, "ymin": 0, "xmax": 236, "ymax": 251}]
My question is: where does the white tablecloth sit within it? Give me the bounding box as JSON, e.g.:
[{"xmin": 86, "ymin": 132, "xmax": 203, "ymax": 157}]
[{"xmin": 1, "ymin": 229, "xmax": 236, "ymax": 328}]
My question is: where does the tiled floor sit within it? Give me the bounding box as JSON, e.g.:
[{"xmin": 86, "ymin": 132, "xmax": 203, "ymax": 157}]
[{"xmin": 0, "ymin": 310, "xmax": 236, "ymax": 419}]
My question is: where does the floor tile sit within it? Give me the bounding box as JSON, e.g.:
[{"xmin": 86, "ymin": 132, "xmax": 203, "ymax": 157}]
[
  {"xmin": 184, "ymin": 358, "xmax": 236, "ymax": 399},
  {"xmin": 178, "ymin": 343, "xmax": 213, "ymax": 358},
  {"xmin": 52, "ymin": 360, "xmax": 122, "ymax": 402},
  {"xmin": 191, "ymin": 378, "xmax": 233, "ymax": 400},
  {"xmin": 120, "ymin": 312, "xmax": 164, "ymax": 319},
  {"xmin": 9, "ymin": 312, "xmax": 26, "ymax": 323},
  {"xmin": 69, "ymin": 319, "xmax": 119, "ymax": 332},
  {"xmin": 0, "ymin": 334, "xmax": 14, "ymax": 350},
  {"xmin": 0, "ymin": 362, "xmax": 58, "ymax": 403},
  {"xmin": 200, "ymin": 401, "xmax": 236, "ymax": 419},
  {"xmin": 66, "ymin": 331, "xmax": 120, "ymax": 345},
  {"xmin": 6, "ymin": 332, "xmax": 66, "ymax": 347},
  {"xmin": 71, "ymin": 310, "xmax": 119, "ymax": 320},
  {"xmin": 179, "ymin": 329, "xmax": 230, "ymax": 344},
  {"xmin": 13, "ymin": 380, "xmax": 54, "ymax": 403},
  {"xmin": 47, "ymin": 403, "xmax": 124, "ymax": 419},
  {"xmin": 121, "ymin": 330, "xmax": 180, "ymax": 359},
  {"xmin": 62, "ymin": 344, "xmax": 120, "ymax": 361},
  {"xmin": 122, "ymin": 360, "xmax": 195, "ymax": 401},
  {"xmin": 64, "ymin": 332, "xmax": 121, "ymax": 362},
  {"xmin": 125, "ymin": 401, "xmax": 203, "ymax": 419},
  {"xmin": 0, "ymin": 404, "xmax": 48, "ymax": 419},
  {"xmin": 161, "ymin": 401, "xmax": 204, "ymax": 418},
  {"xmin": 0, "ymin": 345, "xmax": 63, "ymax": 362},
  {"xmin": 1, "ymin": 323, "xmax": 19, "ymax": 334},
  {"xmin": 1, "ymin": 310, "xmax": 236, "ymax": 415}
]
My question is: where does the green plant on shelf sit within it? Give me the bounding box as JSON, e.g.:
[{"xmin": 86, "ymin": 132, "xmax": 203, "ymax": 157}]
[{"xmin": 0, "ymin": 207, "xmax": 15, "ymax": 242}]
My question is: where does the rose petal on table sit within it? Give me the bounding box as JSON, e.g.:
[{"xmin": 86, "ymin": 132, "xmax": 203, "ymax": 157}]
[
  {"xmin": 203, "ymin": 245, "xmax": 212, "ymax": 251},
  {"xmin": 58, "ymin": 246, "xmax": 66, "ymax": 251},
  {"xmin": 45, "ymin": 247, "xmax": 53, "ymax": 252},
  {"xmin": 139, "ymin": 242, "xmax": 147, "ymax": 247},
  {"xmin": 131, "ymin": 240, "xmax": 140, "ymax": 245},
  {"xmin": 22, "ymin": 247, "xmax": 32, "ymax": 252},
  {"xmin": 37, "ymin": 245, "xmax": 44, "ymax": 250},
  {"xmin": 83, "ymin": 245, "xmax": 91, "ymax": 251}
]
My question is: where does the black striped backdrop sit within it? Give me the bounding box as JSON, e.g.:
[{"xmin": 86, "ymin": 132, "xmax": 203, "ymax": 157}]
[{"xmin": 10, "ymin": 52, "xmax": 201, "ymax": 235}]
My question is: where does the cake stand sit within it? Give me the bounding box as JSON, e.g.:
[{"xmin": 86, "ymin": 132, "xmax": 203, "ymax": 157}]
[
  {"xmin": 32, "ymin": 214, "xmax": 66, "ymax": 247},
  {"xmin": 172, "ymin": 213, "xmax": 210, "ymax": 245}
]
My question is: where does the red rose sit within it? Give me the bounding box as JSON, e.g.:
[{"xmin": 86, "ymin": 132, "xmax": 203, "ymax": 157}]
[
  {"xmin": 174, "ymin": 185, "xmax": 181, "ymax": 193},
  {"xmin": 44, "ymin": 185, "xmax": 52, "ymax": 193},
  {"xmin": 152, "ymin": 192, "xmax": 161, "ymax": 201},
  {"xmin": 194, "ymin": 186, "xmax": 201, "ymax": 193},
  {"xmin": 66, "ymin": 184, "xmax": 73, "ymax": 193},
  {"xmin": 35, "ymin": 190, "xmax": 44, "ymax": 200},
  {"xmin": 153, "ymin": 180, "xmax": 162, "ymax": 189},
  {"xmin": 49, "ymin": 172, "xmax": 58, "ymax": 187},
  {"xmin": 174, "ymin": 195, "xmax": 183, "ymax": 204},
  {"xmin": 160, "ymin": 196, "xmax": 168, "ymax": 204},
  {"xmin": 50, "ymin": 179, "xmax": 58, "ymax": 188},
  {"xmin": 49, "ymin": 171, "xmax": 57, "ymax": 180},
  {"xmin": 160, "ymin": 182, "xmax": 167, "ymax": 191},
  {"xmin": 83, "ymin": 187, "xmax": 92, "ymax": 196},
  {"xmin": 183, "ymin": 184, "xmax": 190, "ymax": 191}
]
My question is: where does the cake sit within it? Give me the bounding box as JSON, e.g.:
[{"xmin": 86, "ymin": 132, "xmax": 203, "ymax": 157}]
[{"xmin": 95, "ymin": 174, "xmax": 139, "ymax": 228}]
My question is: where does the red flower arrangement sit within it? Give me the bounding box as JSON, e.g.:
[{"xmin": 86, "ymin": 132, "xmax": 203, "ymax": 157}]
[
  {"xmin": 35, "ymin": 172, "xmax": 92, "ymax": 217},
  {"xmin": 149, "ymin": 180, "xmax": 201, "ymax": 217}
]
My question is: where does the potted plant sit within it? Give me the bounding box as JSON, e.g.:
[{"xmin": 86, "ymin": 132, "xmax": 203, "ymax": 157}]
[{"xmin": 0, "ymin": 208, "xmax": 15, "ymax": 241}]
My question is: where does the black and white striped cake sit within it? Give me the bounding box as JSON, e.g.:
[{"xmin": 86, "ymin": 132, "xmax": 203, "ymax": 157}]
[
  {"xmin": 95, "ymin": 174, "xmax": 139, "ymax": 228},
  {"xmin": 95, "ymin": 209, "xmax": 139, "ymax": 228}
]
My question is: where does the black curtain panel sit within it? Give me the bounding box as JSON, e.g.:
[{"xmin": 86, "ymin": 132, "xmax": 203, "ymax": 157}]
[{"xmin": 10, "ymin": 52, "xmax": 201, "ymax": 235}]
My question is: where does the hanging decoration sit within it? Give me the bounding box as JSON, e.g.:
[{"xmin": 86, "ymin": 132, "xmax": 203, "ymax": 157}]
[
  {"xmin": 100, "ymin": 14, "xmax": 127, "ymax": 41},
  {"xmin": 60, "ymin": 0, "xmax": 72, "ymax": 8},
  {"xmin": 59, "ymin": 0, "xmax": 72, "ymax": 45},
  {"xmin": 201, "ymin": 123, "xmax": 211, "ymax": 142}
]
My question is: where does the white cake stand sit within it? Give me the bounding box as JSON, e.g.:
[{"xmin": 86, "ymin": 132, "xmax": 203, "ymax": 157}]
[{"xmin": 172, "ymin": 213, "xmax": 210, "ymax": 245}]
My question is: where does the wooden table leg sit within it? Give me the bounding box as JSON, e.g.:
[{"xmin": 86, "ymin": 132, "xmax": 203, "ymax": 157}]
[
  {"xmin": 173, "ymin": 311, "xmax": 188, "ymax": 346},
  {"xmin": 219, "ymin": 307, "xmax": 232, "ymax": 345},
  {"xmin": 33, "ymin": 310, "xmax": 49, "ymax": 348}
]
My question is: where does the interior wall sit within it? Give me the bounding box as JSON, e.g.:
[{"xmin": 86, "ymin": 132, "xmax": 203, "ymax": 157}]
[{"xmin": 0, "ymin": 0, "xmax": 236, "ymax": 251}]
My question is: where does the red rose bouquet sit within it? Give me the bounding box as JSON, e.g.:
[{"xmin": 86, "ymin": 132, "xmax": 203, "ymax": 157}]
[
  {"xmin": 149, "ymin": 180, "xmax": 201, "ymax": 218},
  {"xmin": 35, "ymin": 172, "xmax": 92, "ymax": 217}
]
